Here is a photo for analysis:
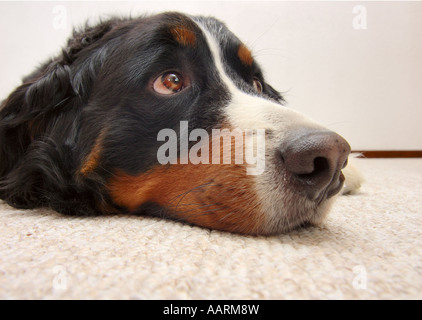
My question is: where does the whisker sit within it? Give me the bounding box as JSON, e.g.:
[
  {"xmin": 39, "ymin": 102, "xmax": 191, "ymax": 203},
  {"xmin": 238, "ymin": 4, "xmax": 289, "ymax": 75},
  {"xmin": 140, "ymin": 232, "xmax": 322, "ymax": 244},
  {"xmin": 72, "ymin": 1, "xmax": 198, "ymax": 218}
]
[
  {"xmin": 166, "ymin": 205, "xmax": 225, "ymax": 224},
  {"xmin": 168, "ymin": 181, "xmax": 217, "ymax": 204},
  {"xmin": 249, "ymin": 18, "xmax": 279, "ymax": 49},
  {"xmin": 167, "ymin": 181, "xmax": 220, "ymax": 214}
]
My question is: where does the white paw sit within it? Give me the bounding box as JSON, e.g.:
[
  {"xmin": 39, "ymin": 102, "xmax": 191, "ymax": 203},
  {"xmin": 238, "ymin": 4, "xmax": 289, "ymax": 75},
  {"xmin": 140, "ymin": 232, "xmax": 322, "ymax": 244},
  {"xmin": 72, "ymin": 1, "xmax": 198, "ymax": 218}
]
[{"xmin": 342, "ymin": 154, "xmax": 364, "ymax": 195}]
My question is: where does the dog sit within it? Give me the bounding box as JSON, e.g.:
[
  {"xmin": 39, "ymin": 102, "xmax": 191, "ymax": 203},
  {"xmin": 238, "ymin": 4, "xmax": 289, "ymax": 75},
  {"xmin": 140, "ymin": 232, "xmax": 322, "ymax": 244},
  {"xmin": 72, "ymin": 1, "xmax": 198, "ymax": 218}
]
[{"xmin": 0, "ymin": 12, "xmax": 361, "ymax": 235}]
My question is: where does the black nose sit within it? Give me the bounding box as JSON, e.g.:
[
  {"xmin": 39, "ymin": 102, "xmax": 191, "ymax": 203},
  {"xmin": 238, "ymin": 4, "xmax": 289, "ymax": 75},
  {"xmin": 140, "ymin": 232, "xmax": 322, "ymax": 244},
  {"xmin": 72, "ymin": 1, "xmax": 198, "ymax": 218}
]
[{"xmin": 279, "ymin": 129, "xmax": 351, "ymax": 201}]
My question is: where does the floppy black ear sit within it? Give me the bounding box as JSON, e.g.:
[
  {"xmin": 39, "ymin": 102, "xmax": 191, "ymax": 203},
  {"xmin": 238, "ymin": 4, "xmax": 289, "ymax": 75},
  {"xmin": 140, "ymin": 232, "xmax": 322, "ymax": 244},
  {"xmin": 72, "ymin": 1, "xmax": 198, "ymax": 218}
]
[
  {"xmin": 0, "ymin": 18, "xmax": 119, "ymax": 211},
  {"xmin": 0, "ymin": 62, "xmax": 76, "ymax": 209}
]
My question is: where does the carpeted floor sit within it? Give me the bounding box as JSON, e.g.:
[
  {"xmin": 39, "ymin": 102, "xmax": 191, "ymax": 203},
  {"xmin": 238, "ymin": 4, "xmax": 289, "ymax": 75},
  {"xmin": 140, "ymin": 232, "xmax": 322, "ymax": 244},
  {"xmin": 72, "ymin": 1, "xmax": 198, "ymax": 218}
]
[{"xmin": 0, "ymin": 158, "xmax": 421, "ymax": 300}]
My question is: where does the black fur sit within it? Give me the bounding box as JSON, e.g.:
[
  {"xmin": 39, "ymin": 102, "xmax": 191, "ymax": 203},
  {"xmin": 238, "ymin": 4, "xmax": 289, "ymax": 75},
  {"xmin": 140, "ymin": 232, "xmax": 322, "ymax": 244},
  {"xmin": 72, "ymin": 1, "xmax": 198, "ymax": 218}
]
[
  {"xmin": 0, "ymin": 12, "xmax": 282, "ymax": 216},
  {"xmin": 0, "ymin": 17, "xmax": 124, "ymax": 214}
]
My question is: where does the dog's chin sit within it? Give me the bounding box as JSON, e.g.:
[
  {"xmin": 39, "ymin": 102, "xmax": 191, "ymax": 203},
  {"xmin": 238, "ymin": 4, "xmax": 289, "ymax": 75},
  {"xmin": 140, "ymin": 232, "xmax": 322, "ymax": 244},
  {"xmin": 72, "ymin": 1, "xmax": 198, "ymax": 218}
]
[
  {"xmin": 260, "ymin": 193, "xmax": 337, "ymax": 235},
  {"xmin": 255, "ymin": 165, "xmax": 343, "ymax": 235}
]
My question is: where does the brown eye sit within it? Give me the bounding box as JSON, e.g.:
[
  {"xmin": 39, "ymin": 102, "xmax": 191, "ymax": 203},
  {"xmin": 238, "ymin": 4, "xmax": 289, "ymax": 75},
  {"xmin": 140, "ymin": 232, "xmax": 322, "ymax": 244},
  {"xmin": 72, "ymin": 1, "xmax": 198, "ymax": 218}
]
[
  {"xmin": 153, "ymin": 72, "xmax": 185, "ymax": 94},
  {"xmin": 253, "ymin": 78, "xmax": 263, "ymax": 93}
]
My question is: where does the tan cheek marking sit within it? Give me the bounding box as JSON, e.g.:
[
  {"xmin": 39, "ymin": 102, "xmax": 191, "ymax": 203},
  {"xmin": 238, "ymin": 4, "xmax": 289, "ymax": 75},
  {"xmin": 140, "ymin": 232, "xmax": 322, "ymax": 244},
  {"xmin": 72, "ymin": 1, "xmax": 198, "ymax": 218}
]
[
  {"xmin": 80, "ymin": 130, "xmax": 105, "ymax": 176},
  {"xmin": 170, "ymin": 26, "xmax": 197, "ymax": 47},
  {"xmin": 107, "ymin": 134, "xmax": 265, "ymax": 234},
  {"xmin": 238, "ymin": 43, "xmax": 254, "ymax": 66}
]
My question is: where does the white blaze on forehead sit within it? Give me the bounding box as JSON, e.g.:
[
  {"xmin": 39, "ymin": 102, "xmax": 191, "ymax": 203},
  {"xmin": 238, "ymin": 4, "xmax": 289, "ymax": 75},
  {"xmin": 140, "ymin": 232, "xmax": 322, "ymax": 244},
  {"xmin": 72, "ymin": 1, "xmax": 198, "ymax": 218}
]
[{"xmin": 194, "ymin": 20, "xmax": 323, "ymax": 133}]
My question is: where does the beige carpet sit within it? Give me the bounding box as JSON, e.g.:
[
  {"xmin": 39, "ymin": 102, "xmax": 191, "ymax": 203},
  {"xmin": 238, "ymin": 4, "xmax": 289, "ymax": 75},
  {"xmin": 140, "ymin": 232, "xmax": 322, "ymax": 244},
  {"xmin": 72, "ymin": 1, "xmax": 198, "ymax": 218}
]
[{"xmin": 0, "ymin": 158, "xmax": 421, "ymax": 299}]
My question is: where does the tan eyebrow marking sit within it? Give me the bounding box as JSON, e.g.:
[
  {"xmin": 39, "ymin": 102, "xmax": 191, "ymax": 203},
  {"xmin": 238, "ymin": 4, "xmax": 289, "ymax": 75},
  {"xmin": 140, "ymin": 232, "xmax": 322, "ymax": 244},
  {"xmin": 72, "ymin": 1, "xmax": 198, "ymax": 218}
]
[
  {"xmin": 170, "ymin": 26, "xmax": 197, "ymax": 47},
  {"xmin": 238, "ymin": 43, "xmax": 253, "ymax": 66}
]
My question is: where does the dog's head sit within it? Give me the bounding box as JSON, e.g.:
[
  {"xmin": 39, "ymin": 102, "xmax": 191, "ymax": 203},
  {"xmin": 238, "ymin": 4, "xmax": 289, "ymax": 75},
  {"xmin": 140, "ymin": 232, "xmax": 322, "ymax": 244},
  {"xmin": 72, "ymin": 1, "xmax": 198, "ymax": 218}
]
[{"xmin": 0, "ymin": 12, "xmax": 350, "ymax": 235}]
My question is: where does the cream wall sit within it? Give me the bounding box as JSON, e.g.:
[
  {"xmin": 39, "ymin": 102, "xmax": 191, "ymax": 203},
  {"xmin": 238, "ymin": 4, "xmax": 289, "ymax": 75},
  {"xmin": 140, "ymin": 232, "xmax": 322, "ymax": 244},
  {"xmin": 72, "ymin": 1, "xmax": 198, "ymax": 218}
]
[{"xmin": 1, "ymin": 1, "xmax": 421, "ymax": 150}]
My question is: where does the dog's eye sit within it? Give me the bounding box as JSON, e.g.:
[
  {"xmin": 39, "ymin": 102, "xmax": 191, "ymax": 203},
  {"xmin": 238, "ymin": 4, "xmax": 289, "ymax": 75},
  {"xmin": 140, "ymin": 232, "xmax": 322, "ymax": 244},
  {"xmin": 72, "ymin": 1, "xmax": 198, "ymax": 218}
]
[
  {"xmin": 153, "ymin": 72, "xmax": 185, "ymax": 94},
  {"xmin": 253, "ymin": 78, "xmax": 263, "ymax": 93}
]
